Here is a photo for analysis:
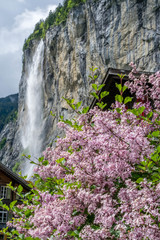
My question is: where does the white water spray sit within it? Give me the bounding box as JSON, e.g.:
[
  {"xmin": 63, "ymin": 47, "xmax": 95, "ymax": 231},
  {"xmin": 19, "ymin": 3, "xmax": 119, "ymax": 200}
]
[{"xmin": 21, "ymin": 40, "xmax": 44, "ymax": 179}]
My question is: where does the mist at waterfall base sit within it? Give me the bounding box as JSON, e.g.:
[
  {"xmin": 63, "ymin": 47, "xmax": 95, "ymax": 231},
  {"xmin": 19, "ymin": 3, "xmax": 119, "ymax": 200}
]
[{"xmin": 21, "ymin": 40, "xmax": 45, "ymax": 179}]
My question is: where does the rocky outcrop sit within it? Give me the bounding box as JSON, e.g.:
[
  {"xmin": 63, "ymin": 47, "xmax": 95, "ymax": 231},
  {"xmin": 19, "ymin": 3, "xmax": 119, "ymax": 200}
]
[
  {"xmin": 0, "ymin": 121, "xmax": 22, "ymax": 169},
  {"xmin": 0, "ymin": 93, "xmax": 19, "ymax": 169},
  {"xmin": 1, "ymin": 0, "xmax": 159, "ymax": 171}
]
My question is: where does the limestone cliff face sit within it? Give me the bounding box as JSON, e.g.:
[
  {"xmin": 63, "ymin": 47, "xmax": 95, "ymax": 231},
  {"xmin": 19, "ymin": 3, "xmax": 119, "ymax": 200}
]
[
  {"xmin": 36, "ymin": 0, "xmax": 160, "ymax": 147},
  {"xmin": 1, "ymin": 0, "xmax": 159, "ymax": 170}
]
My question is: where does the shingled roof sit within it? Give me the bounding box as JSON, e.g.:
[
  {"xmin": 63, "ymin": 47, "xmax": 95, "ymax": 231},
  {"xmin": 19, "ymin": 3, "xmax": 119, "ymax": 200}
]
[{"xmin": 0, "ymin": 162, "xmax": 31, "ymax": 191}]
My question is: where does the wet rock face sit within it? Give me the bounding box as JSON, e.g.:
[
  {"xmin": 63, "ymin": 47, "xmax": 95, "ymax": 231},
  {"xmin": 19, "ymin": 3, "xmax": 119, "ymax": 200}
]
[
  {"xmin": 0, "ymin": 0, "xmax": 159, "ymax": 170},
  {"xmin": 40, "ymin": 0, "xmax": 159, "ymax": 145},
  {"xmin": 0, "ymin": 121, "xmax": 22, "ymax": 169}
]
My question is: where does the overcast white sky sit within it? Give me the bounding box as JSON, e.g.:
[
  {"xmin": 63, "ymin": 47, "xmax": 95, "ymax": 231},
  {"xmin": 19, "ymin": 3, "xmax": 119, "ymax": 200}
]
[{"xmin": 0, "ymin": 0, "xmax": 63, "ymax": 98}]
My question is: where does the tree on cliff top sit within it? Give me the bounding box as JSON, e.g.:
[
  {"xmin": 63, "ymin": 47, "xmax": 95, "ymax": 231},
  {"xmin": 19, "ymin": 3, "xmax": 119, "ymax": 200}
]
[{"xmin": 23, "ymin": 0, "xmax": 87, "ymax": 51}]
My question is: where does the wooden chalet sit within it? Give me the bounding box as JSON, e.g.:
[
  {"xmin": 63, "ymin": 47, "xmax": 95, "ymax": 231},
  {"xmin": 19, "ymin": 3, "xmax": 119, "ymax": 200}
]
[
  {"xmin": 89, "ymin": 68, "xmax": 130, "ymax": 110},
  {"xmin": 0, "ymin": 162, "xmax": 30, "ymax": 239},
  {"xmin": 89, "ymin": 68, "xmax": 151, "ymax": 110}
]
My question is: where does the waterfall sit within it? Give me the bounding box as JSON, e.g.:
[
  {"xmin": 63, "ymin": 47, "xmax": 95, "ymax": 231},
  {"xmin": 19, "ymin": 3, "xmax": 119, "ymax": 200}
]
[{"xmin": 21, "ymin": 40, "xmax": 44, "ymax": 179}]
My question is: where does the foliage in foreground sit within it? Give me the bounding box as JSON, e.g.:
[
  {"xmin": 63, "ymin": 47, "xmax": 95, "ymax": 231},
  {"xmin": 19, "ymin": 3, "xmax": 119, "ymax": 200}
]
[
  {"xmin": 23, "ymin": 0, "xmax": 86, "ymax": 51},
  {"xmin": 0, "ymin": 63, "xmax": 160, "ymax": 239}
]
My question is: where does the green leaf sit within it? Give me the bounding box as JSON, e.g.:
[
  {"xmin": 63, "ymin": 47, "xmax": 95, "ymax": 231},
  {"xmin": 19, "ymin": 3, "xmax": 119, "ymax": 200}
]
[
  {"xmin": 7, "ymin": 182, "xmax": 15, "ymax": 191},
  {"xmin": 24, "ymin": 209, "xmax": 32, "ymax": 218},
  {"xmin": 137, "ymin": 106, "xmax": 145, "ymax": 115},
  {"xmin": 90, "ymin": 92, "xmax": 99, "ymax": 100},
  {"xmin": 50, "ymin": 111, "xmax": 56, "ymax": 117},
  {"xmin": 68, "ymin": 230, "xmax": 80, "ymax": 237},
  {"xmin": 124, "ymin": 96, "xmax": 133, "ymax": 104},
  {"xmin": 91, "ymin": 224, "xmax": 100, "ymax": 230},
  {"xmin": 42, "ymin": 160, "xmax": 49, "ymax": 166},
  {"xmin": 17, "ymin": 185, "xmax": 23, "ymax": 194},
  {"xmin": 90, "ymin": 185, "xmax": 96, "ymax": 190},
  {"xmin": 75, "ymin": 101, "xmax": 82, "ymax": 109},
  {"xmin": 64, "ymin": 119, "xmax": 73, "ymax": 127},
  {"xmin": 82, "ymin": 106, "xmax": 89, "ymax": 114},
  {"xmin": 98, "ymin": 84, "xmax": 105, "ymax": 91},
  {"xmin": 147, "ymin": 161, "xmax": 153, "ymax": 169},
  {"xmin": 146, "ymin": 111, "xmax": 153, "ymax": 118},
  {"xmin": 140, "ymin": 161, "xmax": 147, "ymax": 166},
  {"xmin": 115, "ymin": 95, "xmax": 123, "ymax": 103},
  {"xmin": 128, "ymin": 109, "xmax": 139, "ymax": 116},
  {"xmin": 27, "ymin": 182, "xmax": 34, "ymax": 188},
  {"xmin": 62, "ymin": 97, "xmax": 69, "ymax": 103},
  {"xmin": 152, "ymin": 131, "xmax": 160, "ymax": 137},
  {"xmin": 62, "ymin": 98, "xmax": 76, "ymax": 110},
  {"xmin": 38, "ymin": 156, "xmax": 44, "ymax": 162},
  {"xmin": 0, "ymin": 203, "xmax": 9, "ymax": 211},
  {"xmin": 100, "ymin": 91, "xmax": 109, "ymax": 99},
  {"xmin": 93, "ymin": 67, "xmax": 98, "ymax": 72},
  {"xmin": 30, "ymin": 161, "xmax": 37, "ymax": 165},
  {"xmin": 138, "ymin": 166, "xmax": 146, "ymax": 171},
  {"xmin": 117, "ymin": 73, "xmax": 125, "ymax": 79},
  {"xmin": 92, "ymin": 84, "xmax": 97, "ymax": 91},
  {"xmin": 122, "ymin": 85, "xmax": 128, "ymax": 92},
  {"xmin": 157, "ymin": 145, "xmax": 160, "ymax": 153},
  {"xmin": 56, "ymin": 158, "xmax": 65, "ymax": 164},
  {"xmin": 96, "ymin": 102, "xmax": 107, "ymax": 109},
  {"xmin": 116, "ymin": 108, "xmax": 121, "ymax": 113},
  {"xmin": 19, "ymin": 234, "xmax": 26, "ymax": 239},
  {"xmin": 136, "ymin": 178, "xmax": 144, "ymax": 183},
  {"xmin": 10, "ymin": 200, "xmax": 17, "ymax": 209},
  {"xmin": 70, "ymin": 104, "xmax": 75, "ymax": 110},
  {"xmin": 102, "ymin": 104, "xmax": 107, "ymax": 109},
  {"xmin": 152, "ymin": 173, "xmax": 160, "ymax": 181},
  {"xmin": 11, "ymin": 229, "xmax": 20, "ymax": 236},
  {"xmin": 94, "ymin": 75, "xmax": 98, "ymax": 80},
  {"xmin": 128, "ymin": 107, "xmax": 145, "ymax": 116},
  {"xmin": 115, "ymin": 83, "xmax": 122, "ymax": 92}
]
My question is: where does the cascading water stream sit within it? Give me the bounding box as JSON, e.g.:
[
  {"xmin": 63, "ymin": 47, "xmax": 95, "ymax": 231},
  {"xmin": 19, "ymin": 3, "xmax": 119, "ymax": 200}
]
[{"xmin": 21, "ymin": 40, "xmax": 44, "ymax": 179}]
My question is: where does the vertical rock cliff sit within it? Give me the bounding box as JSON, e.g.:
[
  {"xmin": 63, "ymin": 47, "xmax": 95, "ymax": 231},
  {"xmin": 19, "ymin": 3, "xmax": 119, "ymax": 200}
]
[{"xmin": 0, "ymin": 0, "xmax": 159, "ymax": 174}]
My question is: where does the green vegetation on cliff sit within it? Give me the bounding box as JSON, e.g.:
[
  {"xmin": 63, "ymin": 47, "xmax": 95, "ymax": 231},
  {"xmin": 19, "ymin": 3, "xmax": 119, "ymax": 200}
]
[
  {"xmin": 0, "ymin": 94, "xmax": 18, "ymax": 132},
  {"xmin": 23, "ymin": 0, "xmax": 86, "ymax": 51},
  {"xmin": 0, "ymin": 137, "xmax": 6, "ymax": 150}
]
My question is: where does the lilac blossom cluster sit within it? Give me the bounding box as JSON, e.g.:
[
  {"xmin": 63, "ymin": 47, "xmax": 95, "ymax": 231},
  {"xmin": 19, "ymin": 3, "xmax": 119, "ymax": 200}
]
[
  {"xmin": 8, "ymin": 66, "xmax": 160, "ymax": 239},
  {"xmin": 127, "ymin": 62, "xmax": 160, "ymax": 110}
]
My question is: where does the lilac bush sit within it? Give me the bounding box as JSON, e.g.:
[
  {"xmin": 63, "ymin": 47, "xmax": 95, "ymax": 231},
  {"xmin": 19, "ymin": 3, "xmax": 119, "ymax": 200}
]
[{"xmin": 1, "ymin": 64, "xmax": 160, "ymax": 240}]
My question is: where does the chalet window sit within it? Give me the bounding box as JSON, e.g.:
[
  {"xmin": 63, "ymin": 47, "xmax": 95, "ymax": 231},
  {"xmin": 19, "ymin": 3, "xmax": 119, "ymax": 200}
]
[
  {"xmin": 0, "ymin": 186, "xmax": 11, "ymax": 199},
  {"xmin": 0, "ymin": 211, "xmax": 7, "ymax": 223},
  {"xmin": 0, "ymin": 186, "xmax": 7, "ymax": 199}
]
